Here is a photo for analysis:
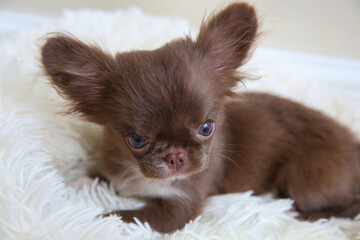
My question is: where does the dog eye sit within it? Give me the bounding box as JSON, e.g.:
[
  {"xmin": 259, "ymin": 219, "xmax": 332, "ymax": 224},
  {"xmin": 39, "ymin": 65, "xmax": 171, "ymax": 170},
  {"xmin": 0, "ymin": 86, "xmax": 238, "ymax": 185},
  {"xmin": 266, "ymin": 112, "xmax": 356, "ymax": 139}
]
[
  {"xmin": 127, "ymin": 135, "xmax": 147, "ymax": 149},
  {"xmin": 198, "ymin": 122, "xmax": 214, "ymax": 136}
]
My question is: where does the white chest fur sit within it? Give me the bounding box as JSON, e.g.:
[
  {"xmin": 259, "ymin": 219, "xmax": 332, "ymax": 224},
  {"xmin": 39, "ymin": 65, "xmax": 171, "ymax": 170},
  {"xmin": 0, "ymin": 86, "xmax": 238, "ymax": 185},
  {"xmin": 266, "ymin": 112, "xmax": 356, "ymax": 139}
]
[{"xmin": 109, "ymin": 167, "xmax": 188, "ymax": 199}]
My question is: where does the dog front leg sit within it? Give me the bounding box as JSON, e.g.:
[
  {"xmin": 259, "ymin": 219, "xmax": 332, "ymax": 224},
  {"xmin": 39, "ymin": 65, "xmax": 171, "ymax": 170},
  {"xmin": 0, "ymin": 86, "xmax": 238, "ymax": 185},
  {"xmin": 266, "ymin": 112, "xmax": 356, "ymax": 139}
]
[{"xmin": 103, "ymin": 197, "xmax": 202, "ymax": 233}]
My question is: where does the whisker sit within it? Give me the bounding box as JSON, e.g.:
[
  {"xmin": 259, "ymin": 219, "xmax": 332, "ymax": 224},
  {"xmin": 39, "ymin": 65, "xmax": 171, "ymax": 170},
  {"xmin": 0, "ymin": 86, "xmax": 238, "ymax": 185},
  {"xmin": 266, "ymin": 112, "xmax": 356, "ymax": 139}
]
[{"xmin": 216, "ymin": 152, "xmax": 245, "ymax": 171}]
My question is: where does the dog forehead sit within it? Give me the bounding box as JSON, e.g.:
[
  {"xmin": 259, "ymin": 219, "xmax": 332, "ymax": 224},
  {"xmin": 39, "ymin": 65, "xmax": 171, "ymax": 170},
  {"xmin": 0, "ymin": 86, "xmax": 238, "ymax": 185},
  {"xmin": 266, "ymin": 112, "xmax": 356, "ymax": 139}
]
[
  {"xmin": 118, "ymin": 50, "xmax": 206, "ymax": 112},
  {"xmin": 130, "ymin": 86, "xmax": 206, "ymax": 133},
  {"xmin": 124, "ymin": 81, "xmax": 207, "ymax": 137},
  {"xmin": 118, "ymin": 44, "xmax": 191, "ymax": 83}
]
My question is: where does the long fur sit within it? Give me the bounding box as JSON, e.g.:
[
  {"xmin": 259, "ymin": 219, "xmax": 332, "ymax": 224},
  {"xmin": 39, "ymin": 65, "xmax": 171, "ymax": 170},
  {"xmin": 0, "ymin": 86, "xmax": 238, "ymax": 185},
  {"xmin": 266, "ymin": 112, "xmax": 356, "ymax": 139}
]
[{"xmin": 1, "ymin": 6, "xmax": 360, "ymax": 239}]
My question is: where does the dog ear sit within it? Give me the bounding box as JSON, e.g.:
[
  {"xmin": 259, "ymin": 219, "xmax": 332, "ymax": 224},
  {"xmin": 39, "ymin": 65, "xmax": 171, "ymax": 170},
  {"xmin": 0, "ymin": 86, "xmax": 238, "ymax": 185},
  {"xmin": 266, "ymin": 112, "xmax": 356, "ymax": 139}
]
[
  {"xmin": 196, "ymin": 3, "xmax": 258, "ymax": 74},
  {"xmin": 41, "ymin": 34, "xmax": 117, "ymax": 122}
]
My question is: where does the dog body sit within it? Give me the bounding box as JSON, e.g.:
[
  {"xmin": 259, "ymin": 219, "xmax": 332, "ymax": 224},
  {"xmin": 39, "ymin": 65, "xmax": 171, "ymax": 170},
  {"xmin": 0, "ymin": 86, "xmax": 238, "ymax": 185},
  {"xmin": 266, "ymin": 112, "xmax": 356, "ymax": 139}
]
[{"xmin": 41, "ymin": 3, "xmax": 360, "ymax": 233}]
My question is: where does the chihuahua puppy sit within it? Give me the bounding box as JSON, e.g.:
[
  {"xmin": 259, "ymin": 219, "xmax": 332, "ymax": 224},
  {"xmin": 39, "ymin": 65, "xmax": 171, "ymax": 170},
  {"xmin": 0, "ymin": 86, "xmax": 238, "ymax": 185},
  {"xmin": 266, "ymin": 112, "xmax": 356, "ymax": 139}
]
[{"xmin": 41, "ymin": 2, "xmax": 360, "ymax": 233}]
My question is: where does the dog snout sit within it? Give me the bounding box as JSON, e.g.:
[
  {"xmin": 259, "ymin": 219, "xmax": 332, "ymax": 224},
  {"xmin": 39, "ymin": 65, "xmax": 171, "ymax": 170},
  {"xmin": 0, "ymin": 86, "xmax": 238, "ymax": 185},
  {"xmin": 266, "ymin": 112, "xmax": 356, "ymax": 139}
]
[{"xmin": 164, "ymin": 150, "xmax": 187, "ymax": 169}]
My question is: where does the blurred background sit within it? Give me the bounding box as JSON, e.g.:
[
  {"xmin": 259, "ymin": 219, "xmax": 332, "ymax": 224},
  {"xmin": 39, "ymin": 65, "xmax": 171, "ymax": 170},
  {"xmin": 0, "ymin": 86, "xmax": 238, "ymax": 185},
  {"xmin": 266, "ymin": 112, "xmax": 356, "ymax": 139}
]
[{"xmin": 1, "ymin": 0, "xmax": 360, "ymax": 59}]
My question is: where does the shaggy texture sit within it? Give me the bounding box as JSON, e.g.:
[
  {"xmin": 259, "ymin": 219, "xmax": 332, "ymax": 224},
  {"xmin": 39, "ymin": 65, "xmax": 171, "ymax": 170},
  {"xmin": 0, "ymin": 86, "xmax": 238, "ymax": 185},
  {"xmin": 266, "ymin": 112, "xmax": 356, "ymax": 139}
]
[{"xmin": 1, "ymin": 7, "xmax": 360, "ymax": 240}]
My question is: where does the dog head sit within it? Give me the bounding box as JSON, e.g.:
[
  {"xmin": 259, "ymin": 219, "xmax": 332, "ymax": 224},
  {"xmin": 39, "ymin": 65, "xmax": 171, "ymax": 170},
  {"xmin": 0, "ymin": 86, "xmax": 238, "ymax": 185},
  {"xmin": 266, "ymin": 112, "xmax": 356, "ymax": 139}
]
[{"xmin": 41, "ymin": 3, "xmax": 258, "ymax": 179}]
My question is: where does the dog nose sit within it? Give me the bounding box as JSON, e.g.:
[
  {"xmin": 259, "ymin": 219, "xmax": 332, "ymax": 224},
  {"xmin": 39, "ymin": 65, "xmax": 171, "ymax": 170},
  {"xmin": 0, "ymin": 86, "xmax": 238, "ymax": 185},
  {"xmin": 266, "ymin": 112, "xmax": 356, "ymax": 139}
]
[{"xmin": 164, "ymin": 151, "xmax": 187, "ymax": 168}]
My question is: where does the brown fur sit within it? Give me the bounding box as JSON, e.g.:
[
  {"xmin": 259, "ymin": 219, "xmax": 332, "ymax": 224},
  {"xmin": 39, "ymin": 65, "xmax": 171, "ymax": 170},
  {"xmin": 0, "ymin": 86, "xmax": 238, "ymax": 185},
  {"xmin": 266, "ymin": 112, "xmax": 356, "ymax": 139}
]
[{"xmin": 41, "ymin": 2, "xmax": 360, "ymax": 233}]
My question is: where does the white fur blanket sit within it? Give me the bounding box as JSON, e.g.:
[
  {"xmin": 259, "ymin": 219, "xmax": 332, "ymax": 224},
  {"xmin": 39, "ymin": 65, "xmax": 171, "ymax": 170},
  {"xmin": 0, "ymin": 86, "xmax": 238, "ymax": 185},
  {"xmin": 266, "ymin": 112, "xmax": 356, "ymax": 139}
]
[{"xmin": 1, "ymin": 7, "xmax": 360, "ymax": 240}]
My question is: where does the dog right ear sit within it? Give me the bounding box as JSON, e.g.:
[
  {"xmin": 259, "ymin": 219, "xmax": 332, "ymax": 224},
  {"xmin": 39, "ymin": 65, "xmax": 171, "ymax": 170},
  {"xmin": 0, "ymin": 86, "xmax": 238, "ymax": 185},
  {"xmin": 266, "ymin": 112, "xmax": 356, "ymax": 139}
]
[
  {"xmin": 196, "ymin": 3, "xmax": 258, "ymax": 90},
  {"xmin": 41, "ymin": 34, "xmax": 117, "ymax": 122}
]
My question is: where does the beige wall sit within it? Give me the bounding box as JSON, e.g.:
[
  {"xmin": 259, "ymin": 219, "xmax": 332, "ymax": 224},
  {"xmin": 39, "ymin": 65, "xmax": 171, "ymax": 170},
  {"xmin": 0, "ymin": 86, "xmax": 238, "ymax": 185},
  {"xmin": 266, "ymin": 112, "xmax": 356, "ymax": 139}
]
[{"xmin": 1, "ymin": 0, "xmax": 360, "ymax": 59}]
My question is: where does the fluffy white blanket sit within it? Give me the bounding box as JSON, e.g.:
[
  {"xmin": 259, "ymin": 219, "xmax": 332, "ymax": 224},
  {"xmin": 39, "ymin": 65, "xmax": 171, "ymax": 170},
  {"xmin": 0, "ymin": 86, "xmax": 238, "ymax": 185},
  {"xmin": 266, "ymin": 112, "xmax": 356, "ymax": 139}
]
[{"xmin": 1, "ymin": 7, "xmax": 360, "ymax": 240}]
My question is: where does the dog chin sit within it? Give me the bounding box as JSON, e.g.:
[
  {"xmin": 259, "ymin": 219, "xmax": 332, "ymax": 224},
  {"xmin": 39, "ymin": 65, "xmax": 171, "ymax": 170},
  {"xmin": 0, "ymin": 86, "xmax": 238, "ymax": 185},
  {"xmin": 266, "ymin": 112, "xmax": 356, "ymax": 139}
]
[
  {"xmin": 143, "ymin": 169, "xmax": 194, "ymax": 180},
  {"xmin": 155, "ymin": 170, "xmax": 200, "ymax": 181}
]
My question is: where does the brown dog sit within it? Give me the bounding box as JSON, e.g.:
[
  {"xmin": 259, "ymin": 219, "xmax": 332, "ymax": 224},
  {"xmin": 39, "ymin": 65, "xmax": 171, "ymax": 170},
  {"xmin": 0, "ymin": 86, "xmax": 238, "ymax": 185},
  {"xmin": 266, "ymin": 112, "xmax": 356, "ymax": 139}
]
[{"xmin": 41, "ymin": 2, "xmax": 360, "ymax": 233}]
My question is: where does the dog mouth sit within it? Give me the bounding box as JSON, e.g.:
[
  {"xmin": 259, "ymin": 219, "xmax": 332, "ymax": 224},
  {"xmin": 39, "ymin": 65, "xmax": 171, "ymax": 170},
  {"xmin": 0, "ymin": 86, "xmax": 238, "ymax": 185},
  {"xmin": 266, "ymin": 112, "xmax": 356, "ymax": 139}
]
[
  {"xmin": 142, "ymin": 153, "xmax": 208, "ymax": 179},
  {"xmin": 164, "ymin": 164, "xmax": 193, "ymax": 178}
]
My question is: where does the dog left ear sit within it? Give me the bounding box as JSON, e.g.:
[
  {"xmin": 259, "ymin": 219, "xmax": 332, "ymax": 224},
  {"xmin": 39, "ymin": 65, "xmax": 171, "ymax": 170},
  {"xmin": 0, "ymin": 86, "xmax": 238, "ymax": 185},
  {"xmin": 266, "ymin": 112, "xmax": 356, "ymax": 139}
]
[
  {"xmin": 41, "ymin": 34, "xmax": 117, "ymax": 123},
  {"xmin": 196, "ymin": 3, "xmax": 258, "ymax": 74}
]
